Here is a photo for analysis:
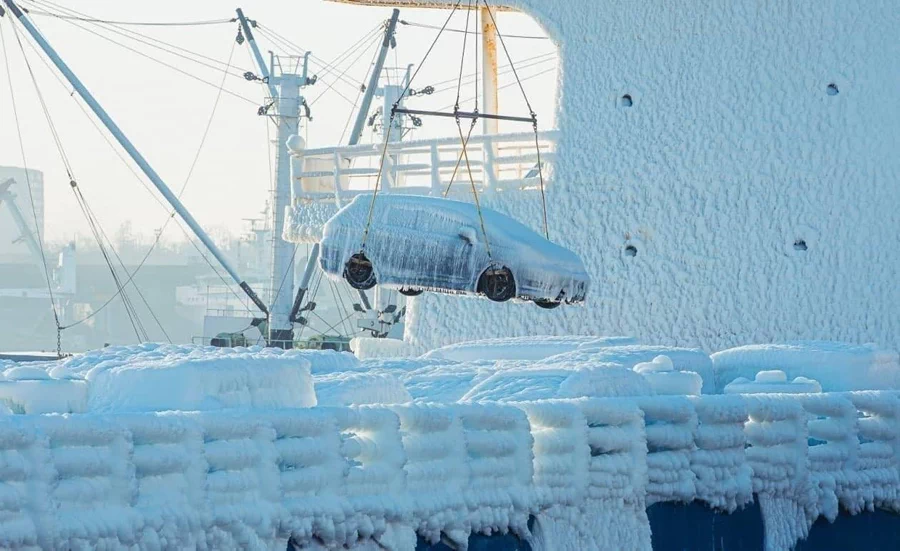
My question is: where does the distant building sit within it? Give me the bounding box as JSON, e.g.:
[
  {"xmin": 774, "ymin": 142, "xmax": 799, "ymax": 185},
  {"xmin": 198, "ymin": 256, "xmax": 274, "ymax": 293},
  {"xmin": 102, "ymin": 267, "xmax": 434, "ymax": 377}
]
[{"xmin": 0, "ymin": 166, "xmax": 44, "ymax": 264}]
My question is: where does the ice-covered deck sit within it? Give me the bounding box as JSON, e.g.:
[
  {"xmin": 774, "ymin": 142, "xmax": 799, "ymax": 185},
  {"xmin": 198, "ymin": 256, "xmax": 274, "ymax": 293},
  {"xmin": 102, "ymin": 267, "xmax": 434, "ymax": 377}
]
[{"xmin": 0, "ymin": 340, "xmax": 898, "ymax": 550}]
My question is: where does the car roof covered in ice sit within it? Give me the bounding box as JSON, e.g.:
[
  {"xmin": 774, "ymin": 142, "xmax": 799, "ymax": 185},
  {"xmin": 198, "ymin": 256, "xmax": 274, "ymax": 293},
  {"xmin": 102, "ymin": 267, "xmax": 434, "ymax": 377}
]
[{"xmin": 335, "ymin": 194, "xmax": 587, "ymax": 271}]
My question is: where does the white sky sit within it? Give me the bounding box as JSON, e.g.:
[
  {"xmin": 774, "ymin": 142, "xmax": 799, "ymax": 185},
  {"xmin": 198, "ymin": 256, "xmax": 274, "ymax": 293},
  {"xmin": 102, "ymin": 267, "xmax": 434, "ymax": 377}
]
[{"xmin": 0, "ymin": 0, "xmax": 557, "ymax": 244}]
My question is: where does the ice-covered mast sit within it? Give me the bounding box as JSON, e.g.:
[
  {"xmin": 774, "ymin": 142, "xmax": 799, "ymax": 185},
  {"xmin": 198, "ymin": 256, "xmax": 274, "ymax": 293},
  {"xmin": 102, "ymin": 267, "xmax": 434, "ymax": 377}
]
[
  {"xmin": 0, "ymin": 0, "xmax": 270, "ymax": 316},
  {"xmin": 236, "ymin": 8, "xmax": 316, "ymax": 348}
]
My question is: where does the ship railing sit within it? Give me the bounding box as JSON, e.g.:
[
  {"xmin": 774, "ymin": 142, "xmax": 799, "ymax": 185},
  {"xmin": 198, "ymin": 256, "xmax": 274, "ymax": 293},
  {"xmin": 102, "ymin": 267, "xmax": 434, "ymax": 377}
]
[{"xmin": 288, "ymin": 129, "xmax": 559, "ymax": 208}]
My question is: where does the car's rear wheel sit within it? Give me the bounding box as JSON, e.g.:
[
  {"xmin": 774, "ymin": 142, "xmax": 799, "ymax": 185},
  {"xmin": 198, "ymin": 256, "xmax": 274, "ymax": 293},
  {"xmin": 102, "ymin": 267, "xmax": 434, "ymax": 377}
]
[
  {"xmin": 399, "ymin": 288, "xmax": 423, "ymax": 297},
  {"xmin": 534, "ymin": 299, "xmax": 561, "ymax": 309},
  {"xmin": 478, "ymin": 265, "xmax": 516, "ymax": 302},
  {"xmin": 344, "ymin": 252, "xmax": 376, "ymax": 290}
]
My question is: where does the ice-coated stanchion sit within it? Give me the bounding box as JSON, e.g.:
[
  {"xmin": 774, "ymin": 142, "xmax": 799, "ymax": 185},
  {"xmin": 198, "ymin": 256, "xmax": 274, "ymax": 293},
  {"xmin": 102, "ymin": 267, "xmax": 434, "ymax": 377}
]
[{"xmin": 2, "ymin": 0, "xmax": 268, "ymax": 315}]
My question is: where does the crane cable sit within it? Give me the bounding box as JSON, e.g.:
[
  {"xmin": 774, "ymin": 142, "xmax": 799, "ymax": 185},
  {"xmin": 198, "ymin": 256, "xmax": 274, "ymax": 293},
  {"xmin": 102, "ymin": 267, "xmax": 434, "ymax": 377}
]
[
  {"xmin": 483, "ymin": 0, "xmax": 549, "ymax": 239},
  {"xmin": 449, "ymin": 0, "xmax": 492, "ymax": 258},
  {"xmin": 360, "ymin": 0, "xmax": 464, "ymax": 250}
]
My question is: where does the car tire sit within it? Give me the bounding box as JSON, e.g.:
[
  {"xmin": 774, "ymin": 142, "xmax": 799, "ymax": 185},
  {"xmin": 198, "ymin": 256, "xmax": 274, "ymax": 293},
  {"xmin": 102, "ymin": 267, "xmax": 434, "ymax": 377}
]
[
  {"xmin": 478, "ymin": 265, "xmax": 516, "ymax": 302},
  {"xmin": 399, "ymin": 288, "xmax": 423, "ymax": 297},
  {"xmin": 534, "ymin": 299, "xmax": 561, "ymax": 309},
  {"xmin": 344, "ymin": 252, "xmax": 376, "ymax": 290}
]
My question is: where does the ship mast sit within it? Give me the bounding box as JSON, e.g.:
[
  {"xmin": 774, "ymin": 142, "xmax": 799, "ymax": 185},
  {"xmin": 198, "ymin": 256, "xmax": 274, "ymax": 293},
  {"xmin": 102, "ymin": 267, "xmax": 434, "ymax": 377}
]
[{"xmin": 237, "ymin": 8, "xmax": 314, "ymax": 348}]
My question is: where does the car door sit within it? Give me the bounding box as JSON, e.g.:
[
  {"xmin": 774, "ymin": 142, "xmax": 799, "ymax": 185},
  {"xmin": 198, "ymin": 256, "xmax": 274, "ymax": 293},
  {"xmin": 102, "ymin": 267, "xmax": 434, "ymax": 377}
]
[{"xmin": 386, "ymin": 201, "xmax": 480, "ymax": 291}]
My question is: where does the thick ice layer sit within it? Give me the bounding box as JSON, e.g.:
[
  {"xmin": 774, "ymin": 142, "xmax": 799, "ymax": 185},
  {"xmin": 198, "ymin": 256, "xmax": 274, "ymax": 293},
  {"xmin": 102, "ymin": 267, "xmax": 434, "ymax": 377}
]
[
  {"xmin": 13, "ymin": 344, "xmax": 317, "ymax": 413},
  {"xmin": 712, "ymin": 341, "xmax": 900, "ymax": 393},
  {"xmin": 462, "ymin": 362, "xmax": 653, "ymax": 402},
  {"xmin": 351, "ymin": 337, "xmax": 420, "ymax": 360},
  {"xmin": 315, "ymin": 372, "xmax": 412, "ymax": 406},
  {"xmin": 724, "ymin": 370, "xmax": 823, "ymax": 394},
  {"xmin": 540, "ymin": 345, "xmax": 715, "ymax": 394},
  {"xmin": 636, "ymin": 355, "xmax": 703, "ymax": 396},
  {"xmin": 422, "ymin": 335, "xmax": 637, "ymax": 362}
]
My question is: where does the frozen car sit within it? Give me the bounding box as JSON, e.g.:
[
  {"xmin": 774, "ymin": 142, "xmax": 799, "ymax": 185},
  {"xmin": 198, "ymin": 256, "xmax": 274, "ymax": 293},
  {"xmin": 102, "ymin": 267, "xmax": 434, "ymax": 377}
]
[{"xmin": 319, "ymin": 194, "xmax": 590, "ymax": 308}]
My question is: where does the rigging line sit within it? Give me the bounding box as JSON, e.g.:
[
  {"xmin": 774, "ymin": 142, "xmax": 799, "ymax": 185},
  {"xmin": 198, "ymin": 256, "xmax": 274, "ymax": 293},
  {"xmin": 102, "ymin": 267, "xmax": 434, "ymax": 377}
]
[
  {"xmin": 19, "ymin": 19, "xmax": 242, "ymax": 330},
  {"xmin": 308, "ymin": 29, "xmax": 383, "ymax": 107},
  {"xmin": 15, "ymin": 26, "xmax": 171, "ymax": 213},
  {"xmin": 327, "ymin": 278, "xmax": 353, "ymax": 337},
  {"xmin": 254, "ymin": 23, "xmax": 369, "ymax": 91},
  {"xmin": 18, "ymin": 5, "xmax": 235, "ymax": 27},
  {"xmin": 0, "ymin": 20, "xmax": 60, "ymax": 329},
  {"xmin": 474, "ymin": 0, "xmax": 479, "ymax": 112},
  {"xmin": 25, "ymin": 2, "xmax": 250, "ymax": 76},
  {"xmin": 360, "ymin": 113, "xmax": 396, "ymax": 249},
  {"xmin": 296, "ymin": 269, "xmax": 324, "ymax": 339},
  {"xmin": 338, "ymin": 31, "xmax": 382, "ymax": 144},
  {"xmin": 439, "ymin": 66, "xmax": 555, "ymax": 112},
  {"xmin": 70, "ymin": 185, "xmax": 144, "ymax": 340},
  {"xmin": 443, "ymin": 118, "xmax": 478, "ymax": 197},
  {"xmin": 72, "ymin": 38, "xmax": 240, "ymax": 337},
  {"xmin": 455, "ymin": 0, "xmax": 472, "ymax": 107},
  {"xmin": 173, "ymin": 220, "xmax": 255, "ymax": 315},
  {"xmin": 396, "ymin": 0, "xmax": 464, "ymax": 106},
  {"xmin": 481, "ymin": 0, "xmax": 534, "ymax": 116},
  {"xmin": 455, "ymin": 119, "xmax": 492, "ymax": 258},
  {"xmin": 533, "ymin": 124, "xmax": 549, "ymax": 240},
  {"xmin": 309, "ymin": 307, "xmax": 355, "ymax": 339},
  {"xmin": 295, "ymin": 23, "xmax": 382, "ymax": 84},
  {"xmin": 269, "ymin": 242, "xmax": 300, "ymax": 319},
  {"xmin": 399, "ymin": 19, "xmax": 548, "ymax": 40},
  {"xmin": 49, "ymin": 16, "xmax": 258, "ymax": 105},
  {"xmin": 427, "ymin": 55, "xmax": 555, "ymax": 96},
  {"xmin": 424, "ymin": 50, "xmax": 555, "ymax": 91}
]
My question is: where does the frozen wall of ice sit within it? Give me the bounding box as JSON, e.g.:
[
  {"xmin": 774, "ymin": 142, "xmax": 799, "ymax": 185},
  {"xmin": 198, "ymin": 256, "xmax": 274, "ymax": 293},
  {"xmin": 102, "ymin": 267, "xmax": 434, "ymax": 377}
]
[{"xmin": 402, "ymin": 0, "xmax": 900, "ymax": 354}]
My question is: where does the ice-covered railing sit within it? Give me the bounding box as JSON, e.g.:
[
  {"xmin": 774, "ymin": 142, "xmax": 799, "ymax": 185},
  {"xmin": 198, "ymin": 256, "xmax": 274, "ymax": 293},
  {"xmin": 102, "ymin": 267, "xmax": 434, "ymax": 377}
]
[
  {"xmin": 289, "ymin": 130, "xmax": 557, "ymax": 201},
  {"xmin": 2, "ymin": 392, "xmax": 900, "ymax": 550},
  {"xmin": 638, "ymin": 396, "xmax": 698, "ymax": 504},
  {"xmin": 689, "ymin": 395, "xmax": 753, "ymax": 511}
]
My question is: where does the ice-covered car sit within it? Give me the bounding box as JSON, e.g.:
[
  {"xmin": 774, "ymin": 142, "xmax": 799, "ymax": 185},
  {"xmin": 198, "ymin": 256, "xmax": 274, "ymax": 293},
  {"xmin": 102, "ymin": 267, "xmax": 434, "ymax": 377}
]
[{"xmin": 319, "ymin": 194, "xmax": 590, "ymax": 308}]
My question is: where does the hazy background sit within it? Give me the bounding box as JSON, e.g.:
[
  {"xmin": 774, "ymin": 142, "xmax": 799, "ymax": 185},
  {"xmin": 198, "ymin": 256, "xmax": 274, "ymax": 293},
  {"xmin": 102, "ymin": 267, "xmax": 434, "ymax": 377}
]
[{"xmin": 1, "ymin": 0, "xmax": 558, "ymax": 246}]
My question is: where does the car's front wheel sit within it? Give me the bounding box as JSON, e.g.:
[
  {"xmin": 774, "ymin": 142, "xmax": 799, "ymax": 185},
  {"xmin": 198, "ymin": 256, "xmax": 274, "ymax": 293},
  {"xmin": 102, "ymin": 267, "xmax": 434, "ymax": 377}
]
[
  {"xmin": 344, "ymin": 252, "xmax": 376, "ymax": 290},
  {"xmin": 534, "ymin": 299, "xmax": 561, "ymax": 309},
  {"xmin": 478, "ymin": 265, "xmax": 516, "ymax": 302},
  {"xmin": 399, "ymin": 288, "xmax": 423, "ymax": 297}
]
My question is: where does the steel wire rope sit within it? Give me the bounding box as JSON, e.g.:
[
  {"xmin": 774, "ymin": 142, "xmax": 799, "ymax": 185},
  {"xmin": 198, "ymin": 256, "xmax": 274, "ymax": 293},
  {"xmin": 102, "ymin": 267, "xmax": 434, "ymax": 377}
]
[
  {"xmin": 420, "ymin": 50, "xmax": 555, "ymax": 92},
  {"xmin": 254, "ymin": 22, "xmax": 371, "ymax": 91},
  {"xmin": 17, "ymin": 21, "xmax": 254, "ymax": 327},
  {"xmin": 483, "ymin": 0, "xmax": 549, "ymax": 238},
  {"xmin": 22, "ymin": 2, "xmax": 261, "ymax": 315},
  {"xmin": 399, "ymin": 18, "xmax": 548, "ymax": 41},
  {"xmin": 307, "ymin": 29, "xmax": 384, "ymax": 108},
  {"xmin": 250, "ymin": 25, "xmax": 361, "ymax": 108},
  {"xmin": 360, "ymin": 0, "xmax": 463, "ymax": 248},
  {"xmin": 338, "ymin": 29, "xmax": 383, "ymax": 144},
  {"xmin": 0, "ymin": 19, "xmax": 62, "ymax": 349},
  {"xmin": 326, "ymin": 278, "xmax": 353, "ymax": 337},
  {"xmin": 4, "ymin": 16, "xmax": 149, "ymax": 341},
  {"xmin": 438, "ymin": 65, "xmax": 555, "ymax": 111},
  {"xmin": 17, "ymin": 2, "xmax": 235, "ymax": 28},
  {"xmin": 25, "ymin": 0, "xmax": 252, "ymax": 77},
  {"xmin": 41, "ymin": 14, "xmax": 258, "ymax": 106}
]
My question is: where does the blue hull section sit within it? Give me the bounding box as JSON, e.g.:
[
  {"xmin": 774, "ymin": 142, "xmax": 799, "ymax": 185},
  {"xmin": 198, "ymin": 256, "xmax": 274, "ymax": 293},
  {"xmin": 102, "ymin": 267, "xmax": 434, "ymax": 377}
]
[{"xmin": 412, "ymin": 500, "xmax": 900, "ymax": 550}]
